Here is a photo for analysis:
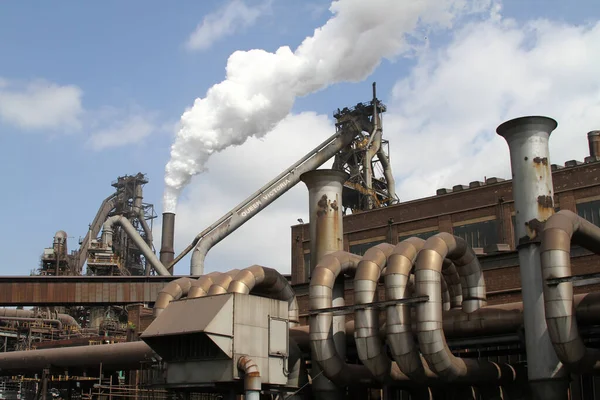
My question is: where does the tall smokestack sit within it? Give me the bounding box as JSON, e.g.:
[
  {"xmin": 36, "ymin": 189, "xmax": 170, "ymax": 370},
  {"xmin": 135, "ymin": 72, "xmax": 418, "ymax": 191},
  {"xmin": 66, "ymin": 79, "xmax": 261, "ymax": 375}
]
[
  {"xmin": 496, "ymin": 116, "xmax": 567, "ymax": 400},
  {"xmin": 301, "ymin": 169, "xmax": 348, "ymax": 400},
  {"xmin": 587, "ymin": 130, "xmax": 600, "ymax": 159},
  {"xmin": 160, "ymin": 212, "xmax": 175, "ymax": 273}
]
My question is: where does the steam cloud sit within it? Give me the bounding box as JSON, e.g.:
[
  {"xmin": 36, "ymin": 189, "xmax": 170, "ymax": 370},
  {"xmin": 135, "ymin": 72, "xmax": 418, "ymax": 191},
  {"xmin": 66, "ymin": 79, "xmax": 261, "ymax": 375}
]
[{"xmin": 164, "ymin": 0, "xmax": 492, "ymax": 212}]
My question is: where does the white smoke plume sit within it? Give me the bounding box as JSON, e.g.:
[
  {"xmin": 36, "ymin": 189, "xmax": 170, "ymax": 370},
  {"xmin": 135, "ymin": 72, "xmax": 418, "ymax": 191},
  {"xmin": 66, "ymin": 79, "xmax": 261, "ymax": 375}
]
[{"xmin": 163, "ymin": 0, "xmax": 493, "ymax": 212}]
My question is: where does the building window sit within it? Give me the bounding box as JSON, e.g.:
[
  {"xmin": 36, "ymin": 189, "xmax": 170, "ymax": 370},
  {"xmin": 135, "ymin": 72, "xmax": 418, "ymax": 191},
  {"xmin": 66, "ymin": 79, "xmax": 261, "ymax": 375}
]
[
  {"xmin": 577, "ymin": 200, "xmax": 600, "ymax": 227},
  {"xmin": 349, "ymin": 240, "xmax": 386, "ymax": 256},
  {"xmin": 303, "ymin": 252, "xmax": 311, "ymax": 280},
  {"xmin": 398, "ymin": 230, "xmax": 438, "ymax": 243},
  {"xmin": 453, "ymin": 219, "xmax": 499, "ymax": 249}
]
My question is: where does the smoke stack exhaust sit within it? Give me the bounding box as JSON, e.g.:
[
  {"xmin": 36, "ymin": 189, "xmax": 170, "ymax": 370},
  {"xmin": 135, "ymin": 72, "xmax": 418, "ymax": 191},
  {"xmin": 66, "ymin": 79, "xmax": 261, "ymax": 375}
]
[
  {"xmin": 588, "ymin": 130, "xmax": 600, "ymax": 159},
  {"xmin": 300, "ymin": 170, "xmax": 348, "ymax": 271},
  {"xmin": 160, "ymin": 212, "xmax": 175, "ymax": 273},
  {"xmin": 496, "ymin": 116, "xmax": 567, "ymax": 399}
]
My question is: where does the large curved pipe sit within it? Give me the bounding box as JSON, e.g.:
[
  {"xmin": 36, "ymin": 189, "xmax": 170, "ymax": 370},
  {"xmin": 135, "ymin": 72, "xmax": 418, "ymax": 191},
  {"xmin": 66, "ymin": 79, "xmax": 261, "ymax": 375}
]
[
  {"xmin": 310, "ymin": 250, "xmax": 383, "ymax": 386},
  {"xmin": 153, "ymin": 277, "xmax": 194, "ymax": 317},
  {"xmin": 363, "ymin": 117, "xmax": 382, "ymax": 210},
  {"xmin": 207, "ymin": 269, "xmax": 240, "ymax": 295},
  {"xmin": 238, "ymin": 356, "xmax": 261, "ymax": 400},
  {"xmin": 414, "ymin": 233, "xmax": 509, "ymax": 382},
  {"xmin": 132, "ymin": 182, "xmax": 153, "ymax": 249},
  {"xmin": 0, "ymin": 316, "xmax": 62, "ymax": 330},
  {"xmin": 541, "ymin": 210, "xmax": 600, "ymax": 372},
  {"xmin": 384, "ymin": 238, "xmax": 436, "ymax": 383},
  {"xmin": 354, "ymin": 243, "xmax": 411, "ymax": 382},
  {"xmin": 102, "ymin": 215, "xmax": 170, "ymax": 276},
  {"xmin": 228, "ymin": 265, "xmax": 299, "ymax": 326},
  {"xmin": 0, "ymin": 308, "xmax": 79, "ymax": 328},
  {"xmin": 377, "ymin": 147, "xmax": 397, "ymax": 204},
  {"xmin": 188, "ymin": 271, "xmax": 222, "ymax": 298}
]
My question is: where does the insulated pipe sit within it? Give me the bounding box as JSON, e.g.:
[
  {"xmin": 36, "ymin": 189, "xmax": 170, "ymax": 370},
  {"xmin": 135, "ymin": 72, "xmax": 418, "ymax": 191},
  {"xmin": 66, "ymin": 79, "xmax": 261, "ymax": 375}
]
[
  {"xmin": 207, "ymin": 269, "xmax": 240, "ymax": 295},
  {"xmin": 377, "ymin": 147, "xmax": 397, "ymax": 204},
  {"xmin": 0, "ymin": 341, "xmax": 156, "ymax": 374},
  {"xmin": 310, "ymin": 251, "xmax": 383, "ymax": 386},
  {"xmin": 185, "ymin": 129, "xmax": 357, "ymax": 276},
  {"xmin": 228, "ymin": 265, "xmax": 299, "ymax": 326},
  {"xmin": 237, "ymin": 356, "xmax": 261, "ymax": 400},
  {"xmin": 354, "ymin": 243, "xmax": 407, "ymax": 382},
  {"xmin": 541, "ymin": 210, "xmax": 600, "ymax": 372},
  {"xmin": 414, "ymin": 233, "xmax": 507, "ymax": 382},
  {"xmin": 132, "ymin": 183, "xmax": 153, "ymax": 249},
  {"xmin": 153, "ymin": 277, "xmax": 194, "ymax": 317},
  {"xmin": 496, "ymin": 116, "xmax": 567, "ymax": 398},
  {"xmin": 442, "ymin": 259, "xmax": 463, "ymax": 309},
  {"xmin": 159, "ymin": 212, "xmax": 175, "ymax": 270},
  {"xmin": 588, "ymin": 130, "xmax": 600, "ymax": 158},
  {"xmin": 385, "ymin": 238, "xmax": 436, "ymax": 383},
  {"xmin": 188, "ymin": 272, "xmax": 221, "ymax": 298},
  {"xmin": 102, "ymin": 215, "xmax": 170, "ymax": 276}
]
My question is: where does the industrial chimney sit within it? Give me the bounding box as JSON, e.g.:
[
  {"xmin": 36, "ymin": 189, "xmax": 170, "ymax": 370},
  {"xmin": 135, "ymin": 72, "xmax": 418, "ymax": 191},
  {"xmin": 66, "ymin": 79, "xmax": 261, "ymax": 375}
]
[
  {"xmin": 587, "ymin": 130, "xmax": 600, "ymax": 160},
  {"xmin": 300, "ymin": 169, "xmax": 348, "ymax": 271},
  {"xmin": 300, "ymin": 169, "xmax": 348, "ymax": 400},
  {"xmin": 160, "ymin": 212, "xmax": 175, "ymax": 274},
  {"xmin": 496, "ymin": 116, "xmax": 567, "ymax": 400}
]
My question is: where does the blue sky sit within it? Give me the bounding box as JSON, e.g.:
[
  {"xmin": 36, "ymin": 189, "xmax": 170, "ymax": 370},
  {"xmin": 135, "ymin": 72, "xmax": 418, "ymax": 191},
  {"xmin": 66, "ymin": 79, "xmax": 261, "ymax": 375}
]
[{"xmin": 1, "ymin": 0, "xmax": 599, "ymax": 276}]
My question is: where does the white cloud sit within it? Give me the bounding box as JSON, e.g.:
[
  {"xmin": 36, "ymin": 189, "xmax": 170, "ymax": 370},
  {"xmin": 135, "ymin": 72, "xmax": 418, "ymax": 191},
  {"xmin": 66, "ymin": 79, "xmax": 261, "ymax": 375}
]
[
  {"xmin": 185, "ymin": 0, "xmax": 270, "ymax": 51},
  {"xmin": 0, "ymin": 79, "xmax": 83, "ymax": 131},
  {"xmin": 168, "ymin": 112, "xmax": 333, "ymax": 274},
  {"xmin": 87, "ymin": 113, "xmax": 157, "ymax": 150},
  {"xmin": 386, "ymin": 16, "xmax": 600, "ymax": 201}
]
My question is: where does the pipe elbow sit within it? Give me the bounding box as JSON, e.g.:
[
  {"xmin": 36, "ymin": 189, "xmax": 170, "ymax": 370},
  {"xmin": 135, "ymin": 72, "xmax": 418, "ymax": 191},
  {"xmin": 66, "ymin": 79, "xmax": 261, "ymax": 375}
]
[{"xmin": 238, "ymin": 356, "xmax": 261, "ymax": 391}]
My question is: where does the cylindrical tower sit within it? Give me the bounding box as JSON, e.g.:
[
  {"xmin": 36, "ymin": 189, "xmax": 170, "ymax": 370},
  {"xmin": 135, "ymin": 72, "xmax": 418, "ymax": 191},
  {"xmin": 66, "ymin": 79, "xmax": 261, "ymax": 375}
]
[
  {"xmin": 588, "ymin": 130, "xmax": 600, "ymax": 159},
  {"xmin": 301, "ymin": 169, "xmax": 348, "ymax": 400},
  {"xmin": 496, "ymin": 116, "xmax": 567, "ymax": 399},
  {"xmin": 160, "ymin": 212, "xmax": 175, "ymax": 273}
]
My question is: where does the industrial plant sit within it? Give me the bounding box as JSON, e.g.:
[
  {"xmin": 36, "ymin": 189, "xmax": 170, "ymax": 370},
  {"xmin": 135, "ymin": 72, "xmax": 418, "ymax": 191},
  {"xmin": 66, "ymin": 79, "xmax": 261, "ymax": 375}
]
[{"xmin": 1, "ymin": 85, "xmax": 600, "ymax": 400}]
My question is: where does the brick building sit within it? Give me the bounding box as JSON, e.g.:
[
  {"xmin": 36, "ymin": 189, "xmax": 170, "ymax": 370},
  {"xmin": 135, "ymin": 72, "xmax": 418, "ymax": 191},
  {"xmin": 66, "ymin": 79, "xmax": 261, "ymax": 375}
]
[{"xmin": 290, "ymin": 141, "xmax": 600, "ymax": 324}]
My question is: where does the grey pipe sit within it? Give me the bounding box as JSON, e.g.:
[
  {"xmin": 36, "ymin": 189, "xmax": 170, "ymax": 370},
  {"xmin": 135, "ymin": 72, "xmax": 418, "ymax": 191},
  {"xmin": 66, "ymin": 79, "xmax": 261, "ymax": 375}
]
[
  {"xmin": 414, "ymin": 233, "xmax": 514, "ymax": 383},
  {"xmin": 377, "ymin": 147, "xmax": 397, "ymax": 204},
  {"xmin": 238, "ymin": 356, "xmax": 261, "ymax": 400},
  {"xmin": 102, "ymin": 215, "xmax": 170, "ymax": 276},
  {"xmin": 184, "ymin": 129, "xmax": 356, "ymax": 275},
  {"xmin": 153, "ymin": 277, "xmax": 194, "ymax": 317},
  {"xmin": 77, "ymin": 193, "xmax": 118, "ymax": 272},
  {"xmin": 132, "ymin": 183, "xmax": 153, "ymax": 249},
  {"xmin": 541, "ymin": 210, "xmax": 600, "ymax": 372},
  {"xmin": 0, "ymin": 341, "xmax": 156, "ymax": 374},
  {"xmin": 309, "ymin": 250, "xmax": 382, "ymax": 386},
  {"xmin": 496, "ymin": 116, "xmax": 567, "ymax": 398}
]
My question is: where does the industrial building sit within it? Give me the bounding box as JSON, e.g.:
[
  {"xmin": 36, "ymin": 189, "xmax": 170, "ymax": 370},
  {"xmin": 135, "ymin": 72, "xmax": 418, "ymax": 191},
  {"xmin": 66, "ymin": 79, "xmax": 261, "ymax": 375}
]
[{"xmin": 0, "ymin": 87, "xmax": 600, "ymax": 399}]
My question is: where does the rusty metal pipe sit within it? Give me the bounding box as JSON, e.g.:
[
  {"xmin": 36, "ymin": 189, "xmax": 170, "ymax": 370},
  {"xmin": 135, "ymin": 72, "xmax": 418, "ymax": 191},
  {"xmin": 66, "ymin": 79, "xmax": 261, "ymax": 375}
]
[
  {"xmin": 159, "ymin": 212, "xmax": 175, "ymax": 271},
  {"xmin": 0, "ymin": 341, "xmax": 156, "ymax": 374},
  {"xmin": 541, "ymin": 210, "xmax": 600, "ymax": 372},
  {"xmin": 102, "ymin": 216, "xmax": 170, "ymax": 276},
  {"xmin": 133, "ymin": 183, "xmax": 153, "ymax": 250},
  {"xmin": 0, "ymin": 316, "xmax": 62, "ymax": 330},
  {"xmin": 237, "ymin": 356, "xmax": 261, "ymax": 400},
  {"xmin": 153, "ymin": 277, "xmax": 194, "ymax": 317},
  {"xmin": 186, "ymin": 129, "xmax": 357, "ymax": 275},
  {"xmin": 0, "ymin": 308, "xmax": 79, "ymax": 328},
  {"xmin": 497, "ymin": 115, "xmax": 567, "ymax": 399}
]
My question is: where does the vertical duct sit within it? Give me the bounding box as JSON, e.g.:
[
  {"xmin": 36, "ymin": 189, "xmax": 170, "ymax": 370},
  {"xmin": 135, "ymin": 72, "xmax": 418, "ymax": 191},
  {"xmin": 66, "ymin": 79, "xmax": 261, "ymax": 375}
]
[
  {"xmin": 588, "ymin": 130, "xmax": 600, "ymax": 159},
  {"xmin": 160, "ymin": 212, "xmax": 175, "ymax": 273},
  {"xmin": 301, "ymin": 169, "xmax": 348, "ymax": 400},
  {"xmin": 496, "ymin": 116, "xmax": 567, "ymax": 399}
]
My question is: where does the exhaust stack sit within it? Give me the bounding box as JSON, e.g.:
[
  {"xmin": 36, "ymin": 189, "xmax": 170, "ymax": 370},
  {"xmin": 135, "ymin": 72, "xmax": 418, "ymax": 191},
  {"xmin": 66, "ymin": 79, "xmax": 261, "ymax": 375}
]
[
  {"xmin": 160, "ymin": 212, "xmax": 175, "ymax": 273},
  {"xmin": 588, "ymin": 130, "xmax": 600, "ymax": 160},
  {"xmin": 496, "ymin": 116, "xmax": 567, "ymax": 399}
]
